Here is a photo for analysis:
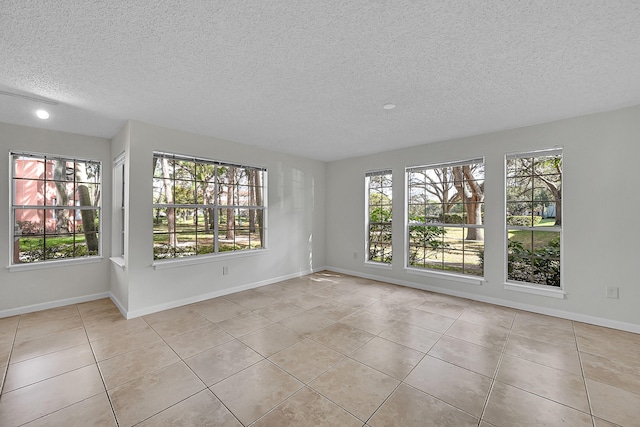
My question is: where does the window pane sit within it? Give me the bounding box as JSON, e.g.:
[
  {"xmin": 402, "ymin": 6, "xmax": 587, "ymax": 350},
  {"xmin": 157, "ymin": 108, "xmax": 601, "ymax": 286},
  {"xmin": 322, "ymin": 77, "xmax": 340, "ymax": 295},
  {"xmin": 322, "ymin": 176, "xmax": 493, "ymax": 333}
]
[
  {"xmin": 464, "ymin": 244, "xmax": 484, "ymax": 277},
  {"xmin": 17, "ymin": 236, "xmax": 45, "ymax": 263},
  {"xmin": 44, "ymin": 234, "xmax": 72, "ymax": 260},
  {"xmin": 76, "ymin": 161, "xmax": 101, "ymax": 184},
  {"xmin": 153, "ymin": 157, "xmax": 167, "ymax": 178},
  {"xmin": 196, "ymin": 229, "xmax": 214, "ymax": 255},
  {"xmin": 446, "ymin": 204, "xmax": 465, "ymax": 223},
  {"xmin": 15, "ymin": 209, "xmax": 45, "ymax": 235},
  {"xmin": 153, "ymin": 208, "xmax": 175, "ymax": 232},
  {"xmin": 77, "ymin": 184, "xmax": 99, "ymax": 207},
  {"xmin": 46, "ymin": 159, "xmax": 74, "ymax": 183},
  {"xmin": 174, "ymin": 180, "xmax": 195, "ymax": 204},
  {"xmin": 13, "ymin": 156, "xmax": 45, "ymax": 179},
  {"xmin": 153, "ymin": 233, "xmax": 174, "ymax": 259},
  {"xmin": 176, "ymin": 233, "xmax": 196, "ymax": 258},
  {"xmin": 14, "ymin": 179, "xmax": 44, "ymax": 205}
]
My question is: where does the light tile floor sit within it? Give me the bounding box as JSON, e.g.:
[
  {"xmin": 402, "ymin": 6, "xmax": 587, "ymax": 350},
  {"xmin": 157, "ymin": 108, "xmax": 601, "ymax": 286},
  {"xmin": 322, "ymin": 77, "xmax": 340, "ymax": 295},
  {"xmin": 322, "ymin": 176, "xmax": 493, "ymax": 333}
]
[{"xmin": 0, "ymin": 271, "xmax": 639, "ymax": 426}]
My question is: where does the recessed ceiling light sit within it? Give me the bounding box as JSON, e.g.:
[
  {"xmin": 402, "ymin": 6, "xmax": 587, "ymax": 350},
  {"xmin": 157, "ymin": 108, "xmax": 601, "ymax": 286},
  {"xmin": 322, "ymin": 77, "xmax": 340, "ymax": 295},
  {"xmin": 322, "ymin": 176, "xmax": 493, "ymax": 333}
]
[
  {"xmin": 383, "ymin": 103, "xmax": 396, "ymax": 110},
  {"xmin": 36, "ymin": 109, "xmax": 49, "ymax": 119}
]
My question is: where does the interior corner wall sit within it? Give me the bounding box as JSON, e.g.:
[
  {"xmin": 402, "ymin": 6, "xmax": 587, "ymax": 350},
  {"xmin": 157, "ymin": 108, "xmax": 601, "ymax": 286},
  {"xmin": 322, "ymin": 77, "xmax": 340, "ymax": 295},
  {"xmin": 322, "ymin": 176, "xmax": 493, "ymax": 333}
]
[
  {"xmin": 123, "ymin": 121, "xmax": 326, "ymax": 317},
  {"xmin": 0, "ymin": 122, "xmax": 112, "ymax": 316},
  {"xmin": 326, "ymin": 105, "xmax": 640, "ymax": 332}
]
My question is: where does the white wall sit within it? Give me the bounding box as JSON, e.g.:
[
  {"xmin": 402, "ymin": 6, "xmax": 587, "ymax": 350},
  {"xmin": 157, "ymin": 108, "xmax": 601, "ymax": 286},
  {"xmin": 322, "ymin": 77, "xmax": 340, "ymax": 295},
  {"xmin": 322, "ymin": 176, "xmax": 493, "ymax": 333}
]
[
  {"xmin": 0, "ymin": 123, "xmax": 112, "ymax": 316},
  {"xmin": 119, "ymin": 121, "xmax": 326, "ymax": 317},
  {"xmin": 326, "ymin": 105, "xmax": 640, "ymax": 332}
]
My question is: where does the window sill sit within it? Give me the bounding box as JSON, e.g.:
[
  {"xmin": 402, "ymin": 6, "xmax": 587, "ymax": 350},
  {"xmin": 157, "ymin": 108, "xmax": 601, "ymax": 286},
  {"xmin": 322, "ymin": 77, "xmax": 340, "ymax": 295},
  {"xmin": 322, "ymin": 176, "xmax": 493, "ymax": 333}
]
[
  {"xmin": 364, "ymin": 261, "xmax": 392, "ymax": 270},
  {"xmin": 109, "ymin": 257, "xmax": 126, "ymax": 270},
  {"xmin": 7, "ymin": 256, "xmax": 103, "ymax": 272},
  {"xmin": 504, "ymin": 282, "xmax": 566, "ymax": 299},
  {"xmin": 405, "ymin": 267, "xmax": 484, "ymax": 286},
  {"xmin": 152, "ymin": 249, "xmax": 269, "ymax": 270}
]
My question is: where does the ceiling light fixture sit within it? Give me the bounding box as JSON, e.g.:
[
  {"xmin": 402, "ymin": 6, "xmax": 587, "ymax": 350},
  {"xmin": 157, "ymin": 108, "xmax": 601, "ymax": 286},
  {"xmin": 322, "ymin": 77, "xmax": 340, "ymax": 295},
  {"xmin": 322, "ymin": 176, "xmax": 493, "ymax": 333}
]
[
  {"xmin": 383, "ymin": 103, "xmax": 396, "ymax": 110},
  {"xmin": 36, "ymin": 109, "xmax": 50, "ymax": 119}
]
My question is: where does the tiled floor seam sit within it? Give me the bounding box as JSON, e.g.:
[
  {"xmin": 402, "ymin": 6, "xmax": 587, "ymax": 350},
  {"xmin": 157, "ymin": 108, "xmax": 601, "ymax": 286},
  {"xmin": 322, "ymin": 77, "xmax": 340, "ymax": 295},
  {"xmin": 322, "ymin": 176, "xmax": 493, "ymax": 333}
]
[
  {"xmin": 11, "ymin": 391, "xmax": 108, "ymax": 427},
  {"xmin": 78, "ymin": 304, "xmax": 120, "ymax": 427},
  {"xmin": 572, "ymin": 319, "xmax": 597, "ymax": 424},
  {"xmin": 129, "ymin": 389, "xmax": 216, "ymax": 427},
  {"xmin": 477, "ymin": 314, "xmax": 512, "ymax": 425},
  {"xmin": 304, "ymin": 382, "xmax": 370, "ymax": 425},
  {"xmin": 0, "ymin": 325, "xmax": 18, "ymax": 396},
  {"xmin": 151, "ymin": 318, "xmax": 270, "ymax": 392}
]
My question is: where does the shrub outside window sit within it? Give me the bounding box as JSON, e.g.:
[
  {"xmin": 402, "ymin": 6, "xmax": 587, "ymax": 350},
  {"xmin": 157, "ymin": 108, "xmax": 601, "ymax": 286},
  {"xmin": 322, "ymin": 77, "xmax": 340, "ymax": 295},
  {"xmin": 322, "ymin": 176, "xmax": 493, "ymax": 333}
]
[
  {"xmin": 152, "ymin": 152, "xmax": 266, "ymax": 260},
  {"xmin": 11, "ymin": 152, "xmax": 101, "ymax": 264},
  {"xmin": 366, "ymin": 170, "xmax": 392, "ymax": 264},
  {"xmin": 406, "ymin": 159, "xmax": 484, "ymax": 277},
  {"xmin": 506, "ymin": 149, "xmax": 562, "ymax": 287}
]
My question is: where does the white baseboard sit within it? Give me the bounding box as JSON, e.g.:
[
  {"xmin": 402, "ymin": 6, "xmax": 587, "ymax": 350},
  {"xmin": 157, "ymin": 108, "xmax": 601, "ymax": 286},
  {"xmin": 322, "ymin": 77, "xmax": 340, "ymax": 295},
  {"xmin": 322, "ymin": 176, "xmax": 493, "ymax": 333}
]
[
  {"xmin": 327, "ymin": 266, "xmax": 640, "ymax": 334},
  {"xmin": 0, "ymin": 292, "xmax": 111, "ymax": 319},
  {"xmin": 108, "ymin": 293, "xmax": 128, "ymax": 319},
  {"xmin": 123, "ymin": 268, "xmax": 317, "ymax": 319},
  {"xmin": 0, "ymin": 268, "xmax": 321, "ymax": 320}
]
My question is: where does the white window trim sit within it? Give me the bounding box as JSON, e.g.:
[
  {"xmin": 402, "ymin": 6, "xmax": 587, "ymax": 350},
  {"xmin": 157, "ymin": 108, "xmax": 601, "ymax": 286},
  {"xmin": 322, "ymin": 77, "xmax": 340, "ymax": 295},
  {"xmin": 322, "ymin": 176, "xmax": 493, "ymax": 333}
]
[
  {"xmin": 405, "ymin": 266, "xmax": 484, "ymax": 286},
  {"xmin": 109, "ymin": 256, "xmax": 125, "ymax": 270},
  {"xmin": 504, "ymin": 282, "xmax": 566, "ymax": 299},
  {"xmin": 364, "ymin": 260, "xmax": 393, "ymax": 270},
  {"xmin": 113, "ymin": 152, "xmax": 126, "ymax": 260},
  {"xmin": 8, "ymin": 256, "xmax": 103, "ymax": 272},
  {"xmin": 152, "ymin": 248, "xmax": 270, "ymax": 270},
  {"xmin": 504, "ymin": 147, "xmax": 564, "ymax": 292}
]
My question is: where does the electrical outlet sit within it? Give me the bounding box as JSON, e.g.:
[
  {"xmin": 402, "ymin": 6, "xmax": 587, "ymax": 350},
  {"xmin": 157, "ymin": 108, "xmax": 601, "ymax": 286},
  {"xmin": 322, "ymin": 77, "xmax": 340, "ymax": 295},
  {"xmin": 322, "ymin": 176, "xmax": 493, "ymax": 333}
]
[
  {"xmin": 606, "ymin": 286, "xmax": 619, "ymax": 299},
  {"xmin": 223, "ymin": 266, "xmax": 229, "ymax": 275}
]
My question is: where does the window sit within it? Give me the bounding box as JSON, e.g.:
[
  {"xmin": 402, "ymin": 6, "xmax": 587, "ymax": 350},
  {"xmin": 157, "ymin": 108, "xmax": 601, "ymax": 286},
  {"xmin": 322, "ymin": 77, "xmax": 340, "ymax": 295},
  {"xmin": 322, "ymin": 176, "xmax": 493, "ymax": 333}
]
[
  {"xmin": 11, "ymin": 152, "xmax": 101, "ymax": 264},
  {"xmin": 152, "ymin": 152, "xmax": 266, "ymax": 260},
  {"xmin": 366, "ymin": 170, "xmax": 392, "ymax": 264},
  {"xmin": 506, "ymin": 149, "xmax": 562, "ymax": 287},
  {"xmin": 407, "ymin": 159, "xmax": 484, "ymax": 277},
  {"xmin": 113, "ymin": 153, "xmax": 125, "ymax": 258}
]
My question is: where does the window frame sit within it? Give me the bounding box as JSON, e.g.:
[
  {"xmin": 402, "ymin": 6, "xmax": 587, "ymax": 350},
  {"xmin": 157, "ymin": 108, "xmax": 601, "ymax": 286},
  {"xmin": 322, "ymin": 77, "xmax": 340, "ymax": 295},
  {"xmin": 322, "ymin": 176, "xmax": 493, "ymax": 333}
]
[
  {"xmin": 110, "ymin": 152, "xmax": 126, "ymax": 268},
  {"xmin": 151, "ymin": 151, "xmax": 267, "ymax": 264},
  {"xmin": 365, "ymin": 169, "xmax": 393, "ymax": 267},
  {"xmin": 9, "ymin": 151, "xmax": 103, "ymax": 270},
  {"xmin": 504, "ymin": 148, "xmax": 564, "ymax": 298},
  {"xmin": 405, "ymin": 158, "xmax": 485, "ymax": 281}
]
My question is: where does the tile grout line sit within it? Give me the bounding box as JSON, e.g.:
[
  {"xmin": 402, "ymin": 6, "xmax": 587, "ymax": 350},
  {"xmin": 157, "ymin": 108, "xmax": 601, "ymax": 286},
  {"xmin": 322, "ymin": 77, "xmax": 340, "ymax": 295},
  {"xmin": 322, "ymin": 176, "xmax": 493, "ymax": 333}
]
[
  {"xmin": 476, "ymin": 309, "xmax": 516, "ymax": 425},
  {"xmin": 0, "ymin": 315, "xmax": 20, "ymax": 398},
  {"xmin": 78, "ymin": 303, "xmax": 121, "ymax": 427},
  {"xmin": 5, "ymin": 305, "xmax": 114, "ymax": 426},
  {"xmin": 572, "ymin": 320, "xmax": 597, "ymax": 426}
]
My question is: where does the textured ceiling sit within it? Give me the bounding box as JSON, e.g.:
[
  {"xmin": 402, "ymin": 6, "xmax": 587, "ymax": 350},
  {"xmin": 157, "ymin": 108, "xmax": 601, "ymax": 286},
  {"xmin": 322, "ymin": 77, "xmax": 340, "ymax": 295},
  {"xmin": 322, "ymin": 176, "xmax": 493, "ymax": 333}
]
[{"xmin": 1, "ymin": 1, "xmax": 639, "ymax": 161}]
